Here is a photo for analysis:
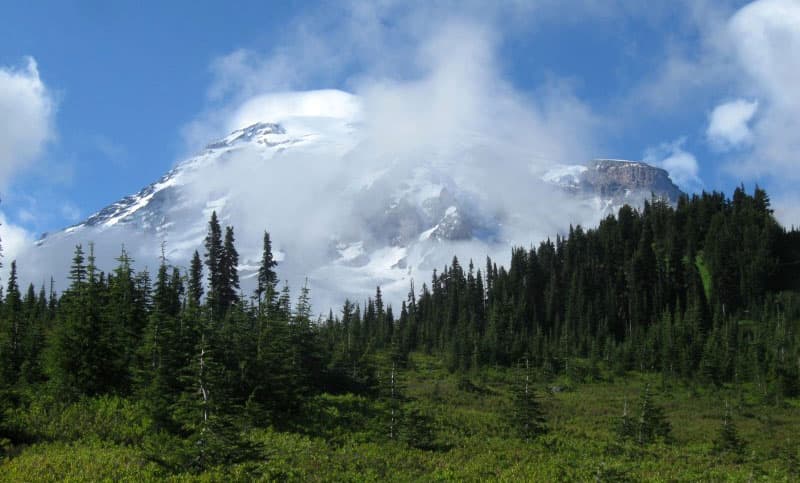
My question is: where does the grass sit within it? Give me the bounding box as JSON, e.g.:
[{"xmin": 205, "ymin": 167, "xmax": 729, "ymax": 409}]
[
  {"xmin": 695, "ymin": 252, "xmax": 713, "ymax": 302},
  {"xmin": 2, "ymin": 353, "xmax": 798, "ymax": 481}
]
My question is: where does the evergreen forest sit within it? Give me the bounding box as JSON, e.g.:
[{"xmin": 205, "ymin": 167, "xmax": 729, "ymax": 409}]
[{"xmin": 1, "ymin": 186, "xmax": 799, "ymax": 481}]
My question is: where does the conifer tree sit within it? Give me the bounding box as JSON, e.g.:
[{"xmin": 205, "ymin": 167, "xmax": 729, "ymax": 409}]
[
  {"xmin": 204, "ymin": 211, "xmax": 224, "ymax": 320},
  {"xmin": 635, "ymin": 384, "xmax": 671, "ymax": 445},
  {"xmin": 712, "ymin": 401, "xmax": 745, "ymax": 457},
  {"xmin": 399, "ymin": 401, "xmax": 436, "ymax": 450},
  {"xmin": 188, "ymin": 251, "xmax": 204, "ymax": 307},
  {"xmin": 138, "ymin": 256, "xmax": 183, "ymax": 429},
  {"xmin": 219, "ymin": 226, "xmax": 240, "ymax": 311},
  {"xmin": 0, "ymin": 261, "xmax": 22, "ymax": 383},
  {"xmin": 255, "ymin": 231, "xmax": 277, "ymax": 306},
  {"xmin": 615, "ymin": 397, "xmax": 636, "ymax": 440},
  {"xmin": 46, "ymin": 244, "xmax": 113, "ymax": 398},
  {"xmin": 173, "ymin": 333, "xmax": 252, "ymax": 471},
  {"xmin": 509, "ymin": 358, "xmax": 547, "ymax": 441}
]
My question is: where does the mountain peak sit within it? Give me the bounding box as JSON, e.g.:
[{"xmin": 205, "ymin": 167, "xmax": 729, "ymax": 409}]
[
  {"xmin": 36, "ymin": 119, "xmax": 686, "ymax": 309},
  {"xmin": 543, "ymin": 159, "xmax": 683, "ymax": 207},
  {"xmin": 205, "ymin": 122, "xmax": 286, "ymax": 150}
]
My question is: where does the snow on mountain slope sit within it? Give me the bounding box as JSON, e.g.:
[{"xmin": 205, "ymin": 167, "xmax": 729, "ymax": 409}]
[{"xmin": 30, "ymin": 90, "xmax": 683, "ymax": 312}]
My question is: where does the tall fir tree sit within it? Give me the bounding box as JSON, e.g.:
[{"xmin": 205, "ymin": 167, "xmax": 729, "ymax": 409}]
[
  {"xmin": 204, "ymin": 211, "xmax": 224, "ymax": 321},
  {"xmin": 255, "ymin": 231, "xmax": 277, "ymax": 307}
]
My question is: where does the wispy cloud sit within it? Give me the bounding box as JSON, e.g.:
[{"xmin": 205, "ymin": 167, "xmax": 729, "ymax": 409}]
[
  {"xmin": 135, "ymin": 3, "xmax": 608, "ymax": 308},
  {"xmin": 644, "ymin": 138, "xmax": 703, "ymax": 193},
  {"xmin": 706, "ymin": 99, "xmax": 759, "ymax": 151},
  {"xmin": 0, "ymin": 57, "xmax": 55, "ymax": 187},
  {"xmin": 0, "ymin": 56, "xmax": 57, "ymax": 273}
]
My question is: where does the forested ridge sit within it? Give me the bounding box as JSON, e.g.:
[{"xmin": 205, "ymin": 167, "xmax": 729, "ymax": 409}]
[
  {"xmin": 0, "ymin": 186, "xmax": 799, "ymax": 480},
  {"xmin": 371, "ymin": 186, "xmax": 800, "ymax": 388}
]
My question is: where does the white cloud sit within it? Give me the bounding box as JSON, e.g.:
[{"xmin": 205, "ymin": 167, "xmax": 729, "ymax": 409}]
[
  {"xmin": 629, "ymin": 1, "xmax": 739, "ymax": 112},
  {"xmin": 630, "ymin": 0, "xmax": 800, "ymax": 182},
  {"xmin": 0, "ymin": 56, "xmax": 56, "ymax": 274},
  {"xmin": 773, "ymin": 194, "xmax": 800, "ymax": 229},
  {"xmin": 644, "ymin": 138, "xmax": 703, "ymax": 192},
  {"xmin": 182, "ymin": 0, "xmax": 614, "ymax": 153},
  {"xmin": 228, "ymin": 90, "xmax": 361, "ymax": 131},
  {"xmin": 729, "ymin": 0, "xmax": 800, "ymax": 107},
  {"xmin": 724, "ymin": 0, "xmax": 800, "ymax": 177},
  {"xmin": 0, "ymin": 57, "xmax": 55, "ymax": 186},
  {"xmin": 119, "ymin": 8, "xmax": 605, "ymax": 309},
  {"xmin": 706, "ymin": 98, "xmax": 758, "ymax": 150},
  {"xmin": 0, "ymin": 212, "xmax": 34, "ymax": 270}
]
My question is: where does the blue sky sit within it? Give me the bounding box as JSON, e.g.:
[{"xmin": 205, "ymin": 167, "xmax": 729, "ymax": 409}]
[{"xmin": 1, "ymin": 0, "xmax": 799, "ymax": 247}]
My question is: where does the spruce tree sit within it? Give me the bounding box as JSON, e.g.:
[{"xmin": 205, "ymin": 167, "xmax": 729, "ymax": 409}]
[
  {"xmin": 138, "ymin": 257, "xmax": 183, "ymax": 429},
  {"xmin": 712, "ymin": 401, "xmax": 745, "ymax": 457},
  {"xmin": 46, "ymin": 244, "xmax": 113, "ymax": 398},
  {"xmin": 204, "ymin": 211, "xmax": 224, "ymax": 320},
  {"xmin": 509, "ymin": 358, "xmax": 547, "ymax": 441},
  {"xmin": 172, "ymin": 333, "xmax": 252, "ymax": 471},
  {"xmin": 635, "ymin": 384, "xmax": 671, "ymax": 445},
  {"xmin": 615, "ymin": 397, "xmax": 636, "ymax": 440},
  {"xmin": 188, "ymin": 251, "xmax": 204, "ymax": 307},
  {"xmin": 399, "ymin": 401, "xmax": 436, "ymax": 450},
  {"xmin": 255, "ymin": 231, "xmax": 277, "ymax": 306},
  {"xmin": 0, "ymin": 261, "xmax": 22, "ymax": 383},
  {"xmin": 219, "ymin": 226, "xmax": 240, "ymax": 311}
]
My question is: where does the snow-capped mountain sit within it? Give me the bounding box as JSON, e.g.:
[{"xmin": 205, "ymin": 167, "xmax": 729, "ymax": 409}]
[{"xmin": 33, "ymin": 90, "xmax": 683, "ymax": 311}]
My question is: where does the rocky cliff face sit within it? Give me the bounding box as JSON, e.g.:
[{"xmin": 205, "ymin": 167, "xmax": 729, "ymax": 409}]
[
  {"xmin": 585, "ymin": 159, "xmax": 683, "ymax": 203},
  {"xmin": 543, "ymin": 159, "xmax": 683, "ymax": 211}
]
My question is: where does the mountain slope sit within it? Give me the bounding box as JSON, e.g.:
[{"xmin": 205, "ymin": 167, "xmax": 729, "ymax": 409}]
[{"xmin": 33, "ymin": 91, "xmax": 683, "ymax": 310}]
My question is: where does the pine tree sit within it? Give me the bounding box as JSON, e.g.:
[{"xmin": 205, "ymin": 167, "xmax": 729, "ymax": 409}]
[
  {"xmin": 46, "ymin": 245, "xmax": 114, "ymax": 398},
  {"xmin": 509, "ymin": 358, "xmax": 547, "ymax": 441},
  {"xmin": 188, "ymin": 251, "xmax": 204, "ymax": 307},
  {"xmin": 219, "ymin": 226, "xmax": 240, "ymax": 311},
  {"xmin": 400, "ymin": 401, "xmax": 436, "ymax": 450},
  {"xmin": 255, "ymin": 231, "xmax": 277, "ymax": 306},
  {"xmin": 69, "ymin": 244, "xmax": 87, "ymax": 286},
  {"xmin": 288, "ymin": 281, "xmax": 323, "ymax": 401},
  {"xmin": 615, "ymin": 397, "xmax": 636, "ymax": 440},
  {"xmin": 172, "ymin": 333, "xmax": 252, "ymax": 471},
  {"xmin": 204, "ymin": 211, "xmax": 224, "ymax": 320},
  {"xmin": 138, "ymin": 256, "xmax": 183, "ymax": 429},
  {"xmin": 19, "ymin": 283, "xmax": 46, "ymax": 384},
  {"xmin": 635, "ymin": 384, "xmax": 671, "ymax": 445},
  {"xmin": 712, "ymin": 401, "xmax": 745, "ymax": 457},
  {"xmin": 0, "ymin": 261, "xmax": 22, "ymax": 383},
  {"xmin": 105, "ymin": 247, "xmax": 141, "ymax": 394}
]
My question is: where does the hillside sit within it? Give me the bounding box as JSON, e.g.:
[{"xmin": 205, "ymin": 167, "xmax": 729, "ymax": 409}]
[{"xmin": 0, "ymin": 185, "xmax": 798, "ymax": 481}]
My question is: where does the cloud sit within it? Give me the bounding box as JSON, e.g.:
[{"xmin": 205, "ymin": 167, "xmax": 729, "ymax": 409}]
[
  {"xmin": 0, "ymin": 212, "xmax": 34, "ymax": 269},
  {"xmin": 627, "ymin": 0, "xmax": 800, "ymax": 183},
  {"xmin": 722, "ymin": 0, "xmax": 800, "ymax": 178},
  {"xmin": 628, "ymin": 1, "xmax": 739, "ymax": 112},
  {"xmin": 0, "ymin": 57, "xmax": 55, "ymax": 187},
  {"xmin": 228, "ymin": 90, "xmax": 361, "ymax": 131},
  {"xmin": 149, "ymin": 8, "xmax": 606, "ymax": 310},
  {"xmin": 60, "ymin": 202, "xmax": 81, "ymax": 223},
  {"xmin": 773, "ymin": 193, "xmax": 800, "ymax": 229},
  {"xmin": 706, "ymin": 99, "xmax": 758, "ymax": 150},
  {"xmin": 183, "ymin": 0, "xmax": 617, "ymax": 152},
  {"xmin": 644, "ymin": 138, "xmax": 702, "ymax": 193},
  {"xmin": 0, "ymin": 56, "xmax": 57, "ymax": 276}
]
